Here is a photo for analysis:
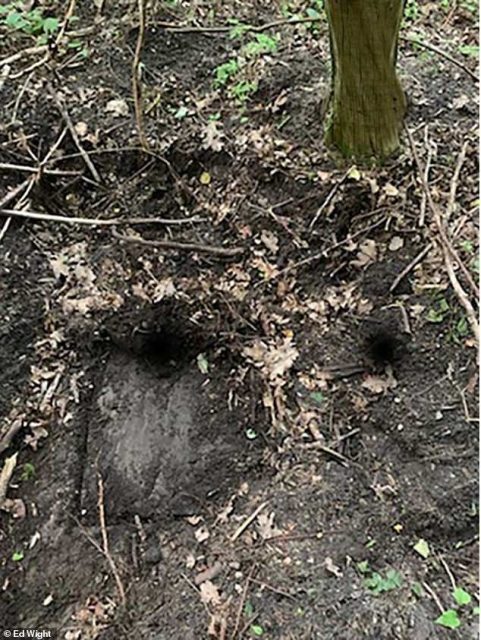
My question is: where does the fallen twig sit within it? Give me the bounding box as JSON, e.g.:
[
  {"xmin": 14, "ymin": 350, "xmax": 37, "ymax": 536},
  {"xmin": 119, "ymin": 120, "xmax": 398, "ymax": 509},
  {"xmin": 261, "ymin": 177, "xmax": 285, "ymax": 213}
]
[
  {"xmin": 446, "ymin": 139, "xmax": 469, "ymax": 221},
  {"xmin": 0, "ymin": 208, "xmax": 202, "ymax": 227},
  {"xmin": 230, "ymin": 564, "xmax": 257, "ymax": 640},
  {"xmin": 230, "ymin": 502, "xmax": 268, "ymax": 542},
  {"xmin": 309, "ymin": 167, "xmax": 351, "ymax": 231},
  {"xmin": 400, "ymin": 34, "xmax": 478, "ymax": 82},
  {"xmin": 97, "ymin": 473, "xmax": 126, "ymax": 606},
  {"xmin": 0, "ymin": 162, "xmax": 80, "ymax": 177},
  {"xmin": 133, "ymin": 0, "xmax": 148, "ymax": 149},
  {"xmin": 0, "ymin": 178, "xmax": 33, "ymax": 209},
  {"xmin": 407, "ymin": 129, "xmax": 479, "ymax": 342},
  {"xmin": 0, "ymin": 453, "xmax": 18, "ymax": 505},
  {"xmin": 419, "ymin": 125, "xmax": 434, "ymax": 227},
  {"xmin": 112, "ymin": 230, "xmax": 244, "ymax": 257},
  {"xmin": 389, "ymin": 243, "xmax": 433, "ymax": 293},
  {"xmin": 51, "ymin": 91, "xmax": 101, "ymax": 183},
  {"xmin": 156, "ymin": 15, "xmax": 325, "ymax": 34}
]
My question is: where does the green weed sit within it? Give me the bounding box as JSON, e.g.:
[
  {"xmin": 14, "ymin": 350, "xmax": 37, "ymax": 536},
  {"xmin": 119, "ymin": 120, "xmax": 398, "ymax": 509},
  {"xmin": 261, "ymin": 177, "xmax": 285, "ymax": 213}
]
[
  {"xmin": 435, "ymin": 586, "xmax": 479, "ymax": 630},
  {"xmin": 0, "ymin": 2, "xmax": 60, "ymax": 43},
  {"xmin": 357, "ymin": 561, "xmax": 402, "ymax": 596}
]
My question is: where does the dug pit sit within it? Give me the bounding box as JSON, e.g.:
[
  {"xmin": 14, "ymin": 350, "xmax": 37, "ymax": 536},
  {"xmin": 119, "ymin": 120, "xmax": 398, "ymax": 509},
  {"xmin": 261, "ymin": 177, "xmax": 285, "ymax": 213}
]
[{"xmin": 81, "ymin": 329, "xmax": 261, "ymax": 522}]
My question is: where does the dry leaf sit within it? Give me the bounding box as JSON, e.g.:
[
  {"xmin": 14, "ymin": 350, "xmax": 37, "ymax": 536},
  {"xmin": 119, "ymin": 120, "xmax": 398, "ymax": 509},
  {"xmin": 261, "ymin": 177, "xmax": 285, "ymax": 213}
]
[
  {"xmin": 74, "ymin": 121, "xmax": 88, "ymax": 138},
  {"xmin": 257, "ymin": 511, "xmax": 282, "ymax": 540},
  {"xmin": 0, "ymin": 453, "xmax": 18, "ymax": 505},
  {"xmin": 362, "ymin": 371, "xmax": 397, "ymax": 394},
  {"xmin": 351, "ymin": 239, "xmax": 377, "ymax": 268},
  {"xmin": 383, "ymin": 183, "xmax": 399, "ymax": 197},
  {"xmin": 243, "ymin": 337, "xmax": 298, "ymax": 383},
  {"xmin": 202, "ymin": 120, "xmax": 224, "ymax": 152},
  {"xmin": 260, "ymin": 230, "xmax": 279, "ymax": 254},
  {"xmin": 105, "ymin": 98, "xmax": 129, "ymax": 117},
  {"xmin": 195, "ymin": 526, "xmax": 210, "ymax": 543},
  {"xmin": 199, "ymin": 580, "xmax": 221, "ymax": 606},
  {"xmin": 2, "ymin": 498, "xmax": 26, "ymax": 520},
  {"xmin": 324, "ymin": 557, "xmax": 343, "ymax": 578},
  {"xmin": 389, "ymin": 236, "xmax": 404, "ymax": 251}
]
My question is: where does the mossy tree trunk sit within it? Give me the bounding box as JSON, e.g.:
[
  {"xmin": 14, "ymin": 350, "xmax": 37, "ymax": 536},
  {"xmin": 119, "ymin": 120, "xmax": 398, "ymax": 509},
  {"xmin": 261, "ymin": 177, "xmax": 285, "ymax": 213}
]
[{"xmin": 324, "ymin": 0, "xmax": 407, "ymax": 160}]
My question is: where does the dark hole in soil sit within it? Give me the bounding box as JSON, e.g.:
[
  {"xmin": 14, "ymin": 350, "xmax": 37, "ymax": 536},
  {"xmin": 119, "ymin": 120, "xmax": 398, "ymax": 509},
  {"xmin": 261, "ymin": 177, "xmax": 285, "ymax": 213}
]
[
  {"xmin": 364, "ymin": 328, "xmax": 406, "ymax": 367},
  {"xmin": 133, "ymin": 328, "xmax": 193, "ymax": 374}
]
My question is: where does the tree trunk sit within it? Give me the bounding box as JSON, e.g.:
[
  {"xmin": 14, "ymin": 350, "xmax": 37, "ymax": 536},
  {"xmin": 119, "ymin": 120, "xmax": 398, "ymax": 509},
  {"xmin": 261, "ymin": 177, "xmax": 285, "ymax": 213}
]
[{"xmin": 324, "ymin": 0, "xmax": 407, "ymax": 160}]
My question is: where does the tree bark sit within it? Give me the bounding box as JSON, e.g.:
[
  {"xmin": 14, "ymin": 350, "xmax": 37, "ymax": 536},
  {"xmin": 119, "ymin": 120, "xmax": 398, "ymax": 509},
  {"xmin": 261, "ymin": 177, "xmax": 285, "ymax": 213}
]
[{"xmin": 324, "ymin": 0, "xmax": 407, "ymax": 159}]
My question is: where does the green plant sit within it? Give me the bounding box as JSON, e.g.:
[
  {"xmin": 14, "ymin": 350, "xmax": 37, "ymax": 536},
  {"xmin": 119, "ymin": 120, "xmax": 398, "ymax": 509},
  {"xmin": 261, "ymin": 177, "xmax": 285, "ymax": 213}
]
[
  {"xmin": 0, "ymin": 2, "xmax": 60, "ymax": 43},
  {"xmin": 213, "ymin": 30, "xmax": 279, "ymax": 103},
  {"xmin": 458, "ymin": 44, "xmax": 479, "ymax": 58},
  {"xmin": 229, "ymin": 79, "xmax": 258, "ymax": 103},
  {"xmin": 426, "ymin": 296, "xmax": 450, "ymax": 323},
  {"xmin": 243, "ymin": 33, "xmax": 279, "ymax": 57},
  {"xmin": 214, "ymin": 59, "xmax": 240, "ymax": 87},
  {"xmin": 357, "ymin": 561, "xmax": 402, "ymax": 595},
  {"xmin": 404, "ymin": 0, "xmax": 419, "ymax": 21},
  {"xmin": 435, "ymin": 586, "xmax": 478, "ymax": 630},
  {"xmin": 21, "ymin": 462, "xmax": 35, "ymax": 481}
]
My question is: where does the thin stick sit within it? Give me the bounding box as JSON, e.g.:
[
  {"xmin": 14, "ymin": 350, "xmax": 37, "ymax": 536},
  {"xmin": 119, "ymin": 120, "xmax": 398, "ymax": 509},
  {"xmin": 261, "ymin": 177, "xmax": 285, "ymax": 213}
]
[
  {"xmin": 157, "ymin": 15, "xmax": 325, "ymax": 34},
  {"xmin": 309, "ymin": 168, "xmax": 351, "ymax": 231},
  {"xmin": 230, "ymin": 502, "xmax": 268, "ymax": 542},
  {"xmin": 400, "ymin": 35, "xmax": 478, "ymax": 82},
  {"xmin": 446, "ymin": 140, "xmax": 469, "ymax": 221},
  {"xmin": 0, "ymin": 454, "xmax": 18, "ymax": 505},
  {"xmin": 442, "ymin": 242, "xmax": 479, "ymax": 342},
  {"xmin": 97, "ymin": 474, "xmax": 126, "ymax": 606},
  {"xmin": 0, "ymin": 179, "xmax": 32, "ymax": 209},
  {"xmin": 112, "ymin": 230, "xmax": 244, "ymax": 257},
  {"xmin": 51, "ymin": 92, "xmax": 101, "ymax": 183},
  {"xmin": 0, "ymin": 162, "xmax": 79, "ymax": 177},
  {"xmin": 0, "ymin": 208, "xmax": 202, "ymax": 227},
  {"xmin": 389, "ymin": 243, "xmax": 433, "ymax": 293},
  {"xmin": 54, "ymin": 0, "xmax": 77, "ymax": 48},
  {"xmin": 422, "ymin": 581, "xmax": 445, "ymax": 613},
  {"xmin": 439, "ymin": 556, "xmax": 457, "ymax": 591},
  {"xmin": 230, "ymin": 564, "xmax": 257, "ymax": 640},
  {"xmin": 407, "ymin": 129, "xmax": 479, "ymax": 299},
  {"xmin": 419, "ymin": 125, "xmax": 432, "ymax": 227},
  {"xmin": 0, "ymin": 45, "xmax": 48, "ymax": 69},
  {"xmin": 133, "ymin": 0, "xmax": 148, "ymax": 149}
]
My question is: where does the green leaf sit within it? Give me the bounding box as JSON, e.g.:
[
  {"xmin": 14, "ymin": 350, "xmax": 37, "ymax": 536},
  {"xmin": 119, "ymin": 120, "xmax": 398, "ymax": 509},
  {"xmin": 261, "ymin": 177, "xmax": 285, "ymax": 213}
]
[
  {"xmin": 12, "ymin": 551, "xmax": 24, "ymax": 561},
  {"xmin": 244, "ymin": 600, "xmax": 254, "ymax": 617},
  {"xmin": 357, "ymin": 560, "xmax": 370, "ymax": 574},
  {"xmin": 43, "ymin": 17, "xmax": 59, "ymax": 34},
  {"xmin": 413, "ymin": 538, "xmax": 430, "ymax": 559},
  {"xmin": 196, "ymin": 353, "xmax": 209, "ymax": 374},
  {"xmin": 250, "ymin": 626, "xmax": 264, "ymax": 637},
  {"xmin": 21, "ymin": 462, "xmax": 35, "ymax": 481},
  {"xmin": 174, "ymin": 105, "xmax": 189, "ymax": 119},
  {"xmin": 411, "ymin": 582, "xmax": 424, "ymax": 598},
  {"xmin": 453, "ymin": 587, "xmax": 472, "ymax": 606},
  {"xmin": 245, "ymin": 428, "xmax": 258, "ymax": 440},
  {"xmin": 435, "ymin": 609, "xmax": 461, "ymax": 629},
  {"xmin": 310, "ymin": 391, "xmax": 325, "ymax": 405},
  {"xmin": 473, "ymin": 606, "xmax": 480, "ymax": 615},
  {"xmin": 426, "ymin": 308, "xmax": 444, "ymax": 323}
]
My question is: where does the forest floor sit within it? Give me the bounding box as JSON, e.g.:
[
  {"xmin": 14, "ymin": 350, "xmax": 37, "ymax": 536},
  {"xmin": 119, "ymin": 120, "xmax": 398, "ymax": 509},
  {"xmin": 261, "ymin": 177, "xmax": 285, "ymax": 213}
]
[{"xmin": 0, "ymin": 1, "xmax": 479, "ymax": 639}]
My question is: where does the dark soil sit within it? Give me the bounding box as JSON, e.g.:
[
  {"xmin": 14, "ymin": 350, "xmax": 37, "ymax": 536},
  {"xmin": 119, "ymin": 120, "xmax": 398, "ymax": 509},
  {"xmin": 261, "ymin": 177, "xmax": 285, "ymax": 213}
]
[{"xmin": 0, "ymin": 2, "xmax": 478, "ymax": 639}]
